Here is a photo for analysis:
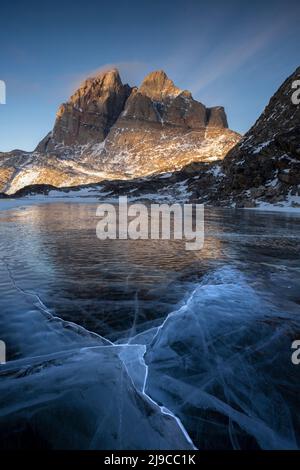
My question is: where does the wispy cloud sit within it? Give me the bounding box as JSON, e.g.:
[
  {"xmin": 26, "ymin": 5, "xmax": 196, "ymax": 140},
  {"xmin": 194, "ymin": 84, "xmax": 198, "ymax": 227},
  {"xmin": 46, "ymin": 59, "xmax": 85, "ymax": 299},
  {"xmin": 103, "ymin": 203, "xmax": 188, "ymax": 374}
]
[
  {"xmin": 162, "ymin": 8, "xmax": 298, "ymax": 98},
  {"xmin": 188, "ymin": 24, "xmax": 286, "ymax": 95}
]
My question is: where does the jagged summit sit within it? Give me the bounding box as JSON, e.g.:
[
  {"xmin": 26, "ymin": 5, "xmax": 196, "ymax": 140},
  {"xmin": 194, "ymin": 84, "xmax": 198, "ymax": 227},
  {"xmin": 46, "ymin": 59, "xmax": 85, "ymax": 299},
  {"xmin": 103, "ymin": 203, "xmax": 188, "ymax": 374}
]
[
  {"xmin": 37, "ymin": 69, "xmax": 132, "ymax": 151},
  {"xmin": 120, "ymin": 69, "xmax": 228, "ymax": 129},
  {"xmin": 138, "ymin": 70, "xmax": 183, "ymax": 101},
  {"xmin": 83, "ymin": 68, "xmax": 122, "ymax": 86}
]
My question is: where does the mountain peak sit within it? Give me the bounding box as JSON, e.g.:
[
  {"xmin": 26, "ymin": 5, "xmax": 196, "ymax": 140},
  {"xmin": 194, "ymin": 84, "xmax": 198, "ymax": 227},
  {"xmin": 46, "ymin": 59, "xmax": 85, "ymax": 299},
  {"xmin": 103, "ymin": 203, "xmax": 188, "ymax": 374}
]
[
  {"xmin": 72, "ymin": 68, "xmax": 123, "ymax": 103},
  {"xmin": 36, "ymin": 66, "xmax": 230, "ymax": 154},
  {"xmin": 85, "ymin": 68, "xmax": 122, "ymax": 87},
  {"xmin": 139, "ymin": 70, "xmax": 182, "ymax": 101},
  {"xmin": 38, "ymin": 68, "xmax": 131, "ymax": 150}
]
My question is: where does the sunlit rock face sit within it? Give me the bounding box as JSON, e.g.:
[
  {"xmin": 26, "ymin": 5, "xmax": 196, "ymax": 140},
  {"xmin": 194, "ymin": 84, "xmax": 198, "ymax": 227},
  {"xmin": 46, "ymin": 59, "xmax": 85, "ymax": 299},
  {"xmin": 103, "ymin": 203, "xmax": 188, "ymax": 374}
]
[
  {"xmin": 0, "ymin": 69, "xmax": 240, "ymax": 195},
  {"xmin": 37, "ymin": 69, "xmax": 132, "ymax": 150},
  {"xmin": 124, "ymin": 70, "xmax": 208, "ymax": 128},
  {"xmin": 119, "ymin": 70, "xmax": 228, "ymax": 129}
]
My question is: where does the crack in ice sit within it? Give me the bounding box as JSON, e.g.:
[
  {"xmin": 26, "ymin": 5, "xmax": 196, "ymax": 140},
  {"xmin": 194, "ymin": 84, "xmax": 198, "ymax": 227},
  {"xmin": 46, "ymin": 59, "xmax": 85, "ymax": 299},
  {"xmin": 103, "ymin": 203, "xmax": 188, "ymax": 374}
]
[{"xmin": 1, "ymin": 257, "xmax": 197, "ymax": 450}]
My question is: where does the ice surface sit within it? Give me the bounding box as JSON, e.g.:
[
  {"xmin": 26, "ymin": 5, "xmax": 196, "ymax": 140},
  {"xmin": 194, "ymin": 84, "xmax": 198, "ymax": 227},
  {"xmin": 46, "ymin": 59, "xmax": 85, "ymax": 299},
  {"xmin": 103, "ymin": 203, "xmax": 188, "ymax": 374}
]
[
  {"xmin": 1, "ymin": 204, "xmax": 300, "ymax": 450},
  {"xmin": 0, "ymin": 256, "xmax": 194, "ymax": 449},
  {"xmin": 0, "ymin": 346, "xmax": 194, "ymax": 449},
  {"xmin": 251, "ymin": 193, "xmax": 300, "ymax": 213},
  {"xmin": 144, "ymin": 267, "xmax": 300, "ymax": 450}
]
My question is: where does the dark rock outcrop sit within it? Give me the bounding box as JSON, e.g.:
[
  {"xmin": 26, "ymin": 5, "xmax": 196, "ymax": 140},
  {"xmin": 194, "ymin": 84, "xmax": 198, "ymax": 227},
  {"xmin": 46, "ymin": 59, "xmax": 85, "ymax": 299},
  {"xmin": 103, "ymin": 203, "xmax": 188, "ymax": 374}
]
[
  {"xmin": 210, "ymin": 66, "xmax": 300, "ymax": 207},
  {"xmin": 207, "ymin": 107, "xmax": 228, "ymax": 128}
]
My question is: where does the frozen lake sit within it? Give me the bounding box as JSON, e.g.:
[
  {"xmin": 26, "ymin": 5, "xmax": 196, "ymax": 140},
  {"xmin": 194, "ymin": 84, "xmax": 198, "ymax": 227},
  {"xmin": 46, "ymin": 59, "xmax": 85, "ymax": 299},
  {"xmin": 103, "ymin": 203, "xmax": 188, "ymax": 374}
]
[{"xmin": 0, "ymin": 202, "xmax": 300, "ymax": 449}]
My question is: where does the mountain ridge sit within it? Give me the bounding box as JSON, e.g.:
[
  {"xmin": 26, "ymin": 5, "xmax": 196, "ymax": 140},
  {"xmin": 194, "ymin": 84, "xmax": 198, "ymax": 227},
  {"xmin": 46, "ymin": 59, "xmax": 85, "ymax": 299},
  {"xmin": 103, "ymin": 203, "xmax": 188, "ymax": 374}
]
[
  {"xmin": 10, "ymin": 66, "xmax": 300, "ymax": 211},
  {"xmin": 0, "ymin": 68, "xmax": 240, "ymax": 195}
]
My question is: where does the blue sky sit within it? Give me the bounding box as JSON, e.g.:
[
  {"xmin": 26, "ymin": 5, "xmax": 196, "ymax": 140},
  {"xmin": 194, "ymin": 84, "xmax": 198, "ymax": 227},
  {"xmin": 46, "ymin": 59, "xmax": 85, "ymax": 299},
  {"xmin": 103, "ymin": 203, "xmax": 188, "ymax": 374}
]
[{"xmin": 0, "ymin": 0, "xmax": 299, "ymax": 151}]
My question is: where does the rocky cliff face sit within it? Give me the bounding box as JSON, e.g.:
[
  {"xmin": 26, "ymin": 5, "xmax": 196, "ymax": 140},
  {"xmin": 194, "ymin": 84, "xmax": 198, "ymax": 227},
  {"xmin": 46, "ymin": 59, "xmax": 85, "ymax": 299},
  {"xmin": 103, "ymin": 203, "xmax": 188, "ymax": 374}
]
[
  {"xmin": 122, "ymin": 70, "xmax": 224, "ymax": 129},
  {"xmin": 37, "ymin": 69, "xmax": 132, "ymax": 151},
  {"xmin": 0, "ymin": 69, "xmax": 239, "ymax": 195},
  {"xmin": 95, "ymin": 70, "xmax": 236, "ymax": 178},
  {"xmin": 214, "ymin": 66, "xmax": 300, "ymax": 208}
]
